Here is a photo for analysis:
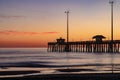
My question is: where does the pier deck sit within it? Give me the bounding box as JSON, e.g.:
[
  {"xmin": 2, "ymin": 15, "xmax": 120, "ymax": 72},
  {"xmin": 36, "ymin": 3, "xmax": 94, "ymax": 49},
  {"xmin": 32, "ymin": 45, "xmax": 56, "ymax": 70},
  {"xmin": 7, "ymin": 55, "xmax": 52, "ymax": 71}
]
[{"xmin": 48, "ymin": 40, "xmax": 120, "ymax": 53}]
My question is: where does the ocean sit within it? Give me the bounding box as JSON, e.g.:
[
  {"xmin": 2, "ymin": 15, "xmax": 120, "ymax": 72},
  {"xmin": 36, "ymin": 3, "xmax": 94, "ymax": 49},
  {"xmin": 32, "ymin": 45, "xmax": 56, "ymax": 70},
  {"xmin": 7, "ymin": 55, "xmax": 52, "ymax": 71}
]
[{"xmin": 0, "ymin": 48, "xmax": 120, "ymax": 77}]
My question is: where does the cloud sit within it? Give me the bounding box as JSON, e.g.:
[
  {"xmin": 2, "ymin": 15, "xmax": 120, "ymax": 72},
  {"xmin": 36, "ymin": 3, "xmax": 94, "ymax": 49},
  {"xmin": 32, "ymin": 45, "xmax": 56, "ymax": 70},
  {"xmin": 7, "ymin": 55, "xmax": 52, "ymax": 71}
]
[
  {"xmin": 0, "ymin": 14, "xmax": 25, "ymax": 19},
  {"xmin": 0, "ymin": 30, "xmax": 59, "ymax": 35},
  {"xmin": 0, "ymin": 30, "xmax": 40, "ymax": 35},
  {"xmin": 42, "ymin": 32, "xmax": 59, "ymax": 34}
]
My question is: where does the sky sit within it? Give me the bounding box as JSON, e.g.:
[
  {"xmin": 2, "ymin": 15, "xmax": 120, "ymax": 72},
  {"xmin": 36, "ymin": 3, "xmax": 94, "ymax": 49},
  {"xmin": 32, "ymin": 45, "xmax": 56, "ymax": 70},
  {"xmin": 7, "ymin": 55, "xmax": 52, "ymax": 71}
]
[{"xmin": 0, "ymin": 0, "xmax": 120, "ymax": 48}]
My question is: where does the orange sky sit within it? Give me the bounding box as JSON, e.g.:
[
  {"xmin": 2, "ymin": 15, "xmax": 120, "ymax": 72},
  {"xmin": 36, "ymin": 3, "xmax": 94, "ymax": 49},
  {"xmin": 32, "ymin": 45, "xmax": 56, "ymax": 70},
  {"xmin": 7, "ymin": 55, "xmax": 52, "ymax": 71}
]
[{"xmin": 0, "ymin": 0, "xmax": 120, "ymax": 47}]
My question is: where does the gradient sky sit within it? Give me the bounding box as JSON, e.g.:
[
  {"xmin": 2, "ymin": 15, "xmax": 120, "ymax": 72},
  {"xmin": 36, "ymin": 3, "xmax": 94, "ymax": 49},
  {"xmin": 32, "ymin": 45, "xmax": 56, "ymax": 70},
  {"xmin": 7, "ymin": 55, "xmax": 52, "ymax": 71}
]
[{"xmin": 0, "ymin": 0, "xmax": 120, "ymax": 47}]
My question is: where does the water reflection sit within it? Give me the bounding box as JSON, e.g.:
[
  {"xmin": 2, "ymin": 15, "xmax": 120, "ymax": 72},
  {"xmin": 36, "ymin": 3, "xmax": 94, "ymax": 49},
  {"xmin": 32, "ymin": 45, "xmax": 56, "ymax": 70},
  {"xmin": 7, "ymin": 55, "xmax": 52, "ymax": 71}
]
[{"xmin": 0, "ymin": 48, "xmax": 120, "ymax": 77}]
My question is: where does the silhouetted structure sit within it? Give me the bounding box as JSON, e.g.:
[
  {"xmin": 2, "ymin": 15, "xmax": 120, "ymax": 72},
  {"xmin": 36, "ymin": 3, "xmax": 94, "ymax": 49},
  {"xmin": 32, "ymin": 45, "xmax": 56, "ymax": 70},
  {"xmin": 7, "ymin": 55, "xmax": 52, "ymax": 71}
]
[
  {"xmin": 65, "ymin": 10, "xmax": 70, "ymax": 52},
  {"xmin": 92, "ymin": 35, "xmax": 106, "ymax": 42},
  {"xmin": 47, "ymin": 35, "xmax": 120, "ymax": 53},
  {"xmin": 57, "ymin": 37, "xmax": 65, "ymax": 43},
  {"xmin": 47, "ymin": 1, "xmax": 118, "ymax": 54}
]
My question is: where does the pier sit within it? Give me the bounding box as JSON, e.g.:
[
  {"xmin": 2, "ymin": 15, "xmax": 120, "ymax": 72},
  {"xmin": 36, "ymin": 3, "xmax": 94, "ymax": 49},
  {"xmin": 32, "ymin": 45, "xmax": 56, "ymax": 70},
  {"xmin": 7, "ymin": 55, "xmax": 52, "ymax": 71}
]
[
  {"xmin": 48, "ymin": 1, "xmax": 120, "ymax": 53},
  {"xmin": 47, "ymin": 35, "xmax": 120, "ymax": 53}
]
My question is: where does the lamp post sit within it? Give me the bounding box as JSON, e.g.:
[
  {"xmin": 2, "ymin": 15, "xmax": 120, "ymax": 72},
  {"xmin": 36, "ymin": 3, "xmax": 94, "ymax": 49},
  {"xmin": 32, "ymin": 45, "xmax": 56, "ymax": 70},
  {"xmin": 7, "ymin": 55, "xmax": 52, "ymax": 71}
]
[
  {"xmin": 109, "ymin": 0, "xmax": 114, "ymax": 74},
  {"xmin": 65, "ymin": 10, "xmax": 69, "ymax": 44},
  {"xmin": 65, "ymin": 10, "xmax": 70, "ymax": 52},
  {"xmin": 109, "ymin": 1, "xmax": 114, "ymax": 53}
]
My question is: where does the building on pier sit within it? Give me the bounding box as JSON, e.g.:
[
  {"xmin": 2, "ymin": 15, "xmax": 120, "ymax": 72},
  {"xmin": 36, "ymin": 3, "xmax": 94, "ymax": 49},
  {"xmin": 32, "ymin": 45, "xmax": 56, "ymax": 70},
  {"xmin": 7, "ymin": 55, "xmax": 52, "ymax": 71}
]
[
  {"xmin": 47, "ymin": 35, "xmax": 120, "ymax": 53},
  {"xmin": 92, "ymin": 35, "xmax": 106, "ymax": 52}
]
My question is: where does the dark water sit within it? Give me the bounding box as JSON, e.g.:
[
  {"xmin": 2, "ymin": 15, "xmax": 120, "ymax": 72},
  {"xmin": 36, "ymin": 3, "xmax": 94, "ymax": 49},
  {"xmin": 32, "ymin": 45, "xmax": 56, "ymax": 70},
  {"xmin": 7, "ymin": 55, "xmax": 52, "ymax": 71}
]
[{"xmin": 0, "ymin": 48, "xmax": 120, "ymax": 77}]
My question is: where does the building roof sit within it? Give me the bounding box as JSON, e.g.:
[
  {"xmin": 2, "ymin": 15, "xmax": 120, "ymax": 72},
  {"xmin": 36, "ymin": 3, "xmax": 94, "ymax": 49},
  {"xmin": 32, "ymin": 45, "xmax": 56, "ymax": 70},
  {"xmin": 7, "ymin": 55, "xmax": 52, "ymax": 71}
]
[{"xmin": 92, "ymin": 35, "xmax": 106, "ymax": 39}]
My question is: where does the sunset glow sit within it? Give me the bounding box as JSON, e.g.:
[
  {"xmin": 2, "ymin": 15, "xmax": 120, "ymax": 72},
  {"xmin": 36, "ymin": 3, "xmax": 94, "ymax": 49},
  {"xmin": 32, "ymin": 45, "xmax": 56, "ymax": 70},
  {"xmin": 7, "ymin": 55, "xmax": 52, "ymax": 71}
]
[{"xmin": 0, "ymin": 0, "xmax": 120, "ymax": 47}]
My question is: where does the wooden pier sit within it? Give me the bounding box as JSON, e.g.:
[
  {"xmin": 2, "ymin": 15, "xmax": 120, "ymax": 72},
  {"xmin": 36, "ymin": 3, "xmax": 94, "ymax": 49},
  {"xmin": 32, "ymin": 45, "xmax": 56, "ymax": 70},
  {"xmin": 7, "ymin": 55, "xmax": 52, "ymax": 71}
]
[{"xmin": 47, "ymin": 35, "xmax": 120, "ymax": 53}]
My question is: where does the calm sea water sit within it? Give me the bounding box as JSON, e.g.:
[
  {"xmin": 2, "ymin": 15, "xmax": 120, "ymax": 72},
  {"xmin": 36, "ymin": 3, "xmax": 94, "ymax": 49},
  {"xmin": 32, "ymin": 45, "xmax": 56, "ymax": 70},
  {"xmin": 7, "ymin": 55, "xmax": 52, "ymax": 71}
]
[{"xmin": 0, "ymin": 48, "xmax": 120, "ymax": 77}]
